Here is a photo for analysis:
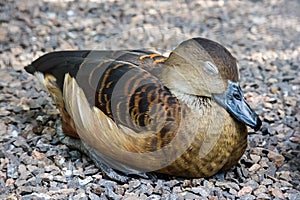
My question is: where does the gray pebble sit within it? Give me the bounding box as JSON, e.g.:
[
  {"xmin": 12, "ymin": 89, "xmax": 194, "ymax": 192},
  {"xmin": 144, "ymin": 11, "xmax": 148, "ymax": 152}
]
[
  {"xmin": 239, "ymin": 194, "xmax": 256, "ymax": 200},
  {"xmin": 89, "ymin": 193, "xmax": 101, "ymax": 200},
  {"xmin": 183, "ymin": 191, "xmax": 201, "ymax": 199},
  {"xmin": 256, "ymin": 193, "xmax": 270, "ymax": 200},
  {"xmin": 22, "ymin": 192, "xmax": 51, "ymax": 200},
  {"xmin": 7, "ymin": 163, "xmax": 18, "ymax": 179},
  {"xmin": 244, "ymin": 180, "xmax": 259, "ymax": 190},
  {"xmin": 289, "ymin": 193, "xmax": 300, "ymax": 200},
  {"xmin": 78, "ymin": 176, "xmax": 93, "ymax": 186},
  {"xmin": 191, "ymin": 186, "xmax": 209, "ymax": 197}
]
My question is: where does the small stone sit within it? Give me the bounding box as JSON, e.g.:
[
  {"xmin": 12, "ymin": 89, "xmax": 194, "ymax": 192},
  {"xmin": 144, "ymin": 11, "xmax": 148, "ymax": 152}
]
[
  {"xmin": 0, "ymin": 109, "xmax": 10, "ymax": 116},
  {"xmin": 36, "ymin": 173, "xmax": 54, "ymax": 181},
  {"xmin": 165, "ymin": 179, "xmax": 180, "ymax": 188},
  {"xmin": 191, "ymin": 186, "xmax": 209, "ymax": 197},
  {"xmin": 53, "ymin": 175, "xmax": 68, "ymax": 183},
  {"xmin": 264, "ymin": 114, "xmax": 276, "ymax": 123},
  {"xmin": 18, "ymin": 164, "xmax": 27, "ymax": 175},
  {"xmin": 264, "ymin": 102, "xmax": 273, "ymax": 109},
  {"xmin": 128, "ymin": 180, "xmax": 141, "ymax": 190},
  {"xmin": 256, "ymin": 193, "xmax": 270, "ymax": 200},
  {"xmin": 0, "ymin": 28, "xmax": 8, "ymax": 42},
  {"xmin": 182, "ymin": 179, "xmax": 191, "ymax": 187},
  {"xmin": 73, "ymin": 169, "xmax": 84, "ymax": 177},
  {"xmin": 146, "ymin": 194, "xmax": 161, "ymax": 200},
  {"xmin": 114, "ymin": 185, "xmax": 125, "ymax": 196},
  {"xmin": 15, "ymin": 179, "xmax": 27, "ymax": 187},
  {"xmin": 123, "ymin": 192, "xmax": 138, "ymax": 200},
  {"xmin": 240, "ymin": 165, "xmax": 249, "ymax": 177},
  {"xmin": 48, "ymin": 188, "xmax": 75, "ymax": 196},
  {"xmin": 6, "ymin": 178, "xmax": 15, "ymax": 186},
  {"xmin": 78, "ymin": 176, "xmax": 93, "ymax": 186},
  {"xmin": 270, "ymin": 187, "xmax": 285, "ymax": 199},
  {"xmin": 32, "ymin": 149, "xmax": 45, "ymax": 160},
  {"xmin": 281, "ymin": 177, "xmax": 294, "ymax": 187},
  {"xmin": 244, "ymin": 180, "xmax": 259, "ymax": 191},
  {"xmin": 259, "ymin": 157, "xmax": 270, "ymax": 168},
  {"xmin": 290, "ymin": 136, "xmax": 300, "ymax": 143},
  {"xmin": 261, "ymin": 178, "xmax": 273, "ymax": 185},
  {"xmin": 267, "ymin": 151, "xmax": 285, "ymax": 167},
  {"xmin": 172, "ymin": 186, "xmax": 181, "ymax": 193},
  {"xmin": 106, "ymin": 187, "xmax": 121, "ymax": 200},
  {"xmin": 54, "ymin": 155, "xmax": 66, "ymax": 166},
  {"xmin": 91, "ymin": 184, "xmax": 104, "ymax": 195},
  {"xmin": 183, "ymin": 192, "xmax": 200, "ymax": 199},
  {"xmin": 73, "ymin": 192, "xmax": 87, "ymax": 200},
  {"xmin": 277, "ymin": 109, "xmax": 285, "ymax": 119},
  {"xmin": 270, "ymin": 86, "xmax": 278, "ymax": 94},
  {"xmin": 153, "ymin": 180, "xmax": 163, "ymax": 194},
  {"xmin": 253, "ymin": 185, "xmax": 267, "ymax": 195},
  {"xmin": 16, "ymin": 186, "xmax": 33, "ymax": 195},
  {"xmin": 64, "ymin": 169, "xmax": 73, "ymax": 177},
  {"xmin": 229, "ymin": 188, "xmax": 237, "ymax": 195},
  {"xmin": 22, "ymin": 193, "xmax": 51, "ymax": 200},
  {"xmin": 27, "ymin": 165, "xmax": 39, "ymax": 174},
  {"xmin": 239, "ymin": 194, "xmax": 256, "ymax": 200},
  {"xmin": 289, "ymin": 193, "xmax": 300, "ymax": 200},
  {"xmin": 7, "ymin": 163, "xmax": 18, "ymax": 179},
  {"xmin": 27, "ymin": 177, "xmax": 40, "ymax": 186},
  {"xmin": 84, "ymin": 168, "xmax": 99, "ymax": 175},
  {"xmin": 45, "ymin": 165, "xmax": 60, "ymax": 172},
  {"xmin": 228, "ymin": 182, "xmax": 240, "ymax": 191},
  {"xmin": 238, "ymin": 186, "xmax": 253, "ymax": 196},
  {"xmin": 89, "ymin": 193, "xmax": 101, "ymax": 200},
  {"xmin": 249, "ymin": 154, "xmax": 261, "ymax": 163},
  {"xmin": 277, "ymin": 171, "xmax": 292, "ymax": 182},
  {"xmin": 13, "ymin": 137, "xmax": 30, "ymax": 151},
  {"xmin": 249, "ymin": 163, "xmax": 261, "ymax": 172},
  {"xmin": 144, "ymin": 183, "xmax": 154, "ymax": 195}
]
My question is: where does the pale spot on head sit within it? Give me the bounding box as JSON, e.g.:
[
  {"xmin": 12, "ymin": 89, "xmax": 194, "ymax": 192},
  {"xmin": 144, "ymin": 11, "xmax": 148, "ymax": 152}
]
[
  {"xmin": 236, "ymin": 62, "xmax": 241, "ymax": 80},
  {"xmin": 204, "ymin": 61, "xmax": 219, "ymax": 75}
]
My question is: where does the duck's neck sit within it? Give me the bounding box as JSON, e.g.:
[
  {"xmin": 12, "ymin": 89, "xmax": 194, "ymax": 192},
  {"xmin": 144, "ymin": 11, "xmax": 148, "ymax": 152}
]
[{"xmin": 170, "ymin": 90, "xmax": 212, "ymax": 111}]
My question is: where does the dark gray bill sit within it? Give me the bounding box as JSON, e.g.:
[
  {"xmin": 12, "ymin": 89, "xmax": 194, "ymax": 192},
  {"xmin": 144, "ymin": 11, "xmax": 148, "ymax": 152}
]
[{"xmin": 212, "ymin": 80, "xmax": 262, "ymax": 131}]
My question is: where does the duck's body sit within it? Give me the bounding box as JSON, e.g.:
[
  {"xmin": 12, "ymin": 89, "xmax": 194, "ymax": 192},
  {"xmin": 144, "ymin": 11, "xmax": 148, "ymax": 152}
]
[{"xmin": 25, "ymin": 38, "xmax": 261, "ymax": 179}]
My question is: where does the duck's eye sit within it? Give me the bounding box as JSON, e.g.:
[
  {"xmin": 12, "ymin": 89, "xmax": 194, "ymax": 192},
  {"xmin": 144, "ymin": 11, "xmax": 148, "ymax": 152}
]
[{"xmin": 233, "ymin": 93, "xmax": 241, "ymax": 100}]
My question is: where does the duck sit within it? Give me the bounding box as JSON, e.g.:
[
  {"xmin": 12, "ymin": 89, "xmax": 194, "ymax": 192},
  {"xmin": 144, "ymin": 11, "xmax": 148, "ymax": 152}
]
[{"xmin": 25, "ymin": 37, "xmax": 261, "ymax": 182}]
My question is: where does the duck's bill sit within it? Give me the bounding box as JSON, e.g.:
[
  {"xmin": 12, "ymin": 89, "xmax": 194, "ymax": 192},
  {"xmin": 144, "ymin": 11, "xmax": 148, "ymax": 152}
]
[{"xmin": 213, "ymin": 81, "xmax": 262, "ymax": 131}]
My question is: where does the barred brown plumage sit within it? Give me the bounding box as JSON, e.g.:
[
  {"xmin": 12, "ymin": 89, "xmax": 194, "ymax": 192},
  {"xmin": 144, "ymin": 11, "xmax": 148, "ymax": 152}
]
[{"xmin": 25, "ymin": 37, "xmax": 261, "ymax": 182}]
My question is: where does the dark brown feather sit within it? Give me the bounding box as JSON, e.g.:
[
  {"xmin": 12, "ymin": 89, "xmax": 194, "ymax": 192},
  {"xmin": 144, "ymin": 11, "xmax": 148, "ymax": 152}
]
[{"xmin": 27, "ymin": 50, "xmax": 182, "ymax": 150}]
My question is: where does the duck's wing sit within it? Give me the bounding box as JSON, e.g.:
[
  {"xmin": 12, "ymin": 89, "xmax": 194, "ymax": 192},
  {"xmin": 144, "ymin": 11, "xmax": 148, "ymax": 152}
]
[
  {"xmin": 25, "ymin": 50, "xmax": 166, "ymax": 91},
  {"xmin": 25, "ymin": 49, "xmax": 177, "ymax": 133},
  {"xmin": 25, "ymin": 50, "xmax": 188, "ymax": 173}
]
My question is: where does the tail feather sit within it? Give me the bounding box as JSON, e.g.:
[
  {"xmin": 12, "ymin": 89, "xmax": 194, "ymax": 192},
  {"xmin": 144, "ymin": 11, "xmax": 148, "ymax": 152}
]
[
  {"xmin": 28, "ymin": 51, "xmax": 90, "ymax": 72},
  {"xmin": 24, "ymin": 64, "xmax": 36, "ymax": 74},
  {"xmin": 25, "ymin": 51, "xmax": 92, "ymax": 91}
]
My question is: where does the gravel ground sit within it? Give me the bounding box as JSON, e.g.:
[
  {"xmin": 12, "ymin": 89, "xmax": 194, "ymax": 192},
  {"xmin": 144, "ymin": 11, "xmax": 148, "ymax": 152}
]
[{"xmin": 1, "ymin": 0, "xmax": 299, "ymax": 199}]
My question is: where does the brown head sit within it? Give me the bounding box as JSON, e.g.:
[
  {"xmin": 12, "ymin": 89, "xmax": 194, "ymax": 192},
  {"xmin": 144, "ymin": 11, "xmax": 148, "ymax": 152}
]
[{"xmin": 161, "ymin": 37, "xmax": 261, "ymax": 131}]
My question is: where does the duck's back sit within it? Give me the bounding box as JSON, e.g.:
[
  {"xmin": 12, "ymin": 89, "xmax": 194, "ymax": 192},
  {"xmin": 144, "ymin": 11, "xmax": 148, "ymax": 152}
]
[{"xmin": 25, "ymin": 50, "xmax": 183, "ymax": 150}]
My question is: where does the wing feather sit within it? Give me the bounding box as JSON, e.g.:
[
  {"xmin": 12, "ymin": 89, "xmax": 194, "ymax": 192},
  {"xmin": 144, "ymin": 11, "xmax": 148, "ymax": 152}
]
[
  {"xmin": 63, "ymin": 74, "xmax": 187, "ymax": 173},
  {"xmin": 27, "ymin": 50, "xmax": 195, "ymax": 173}
]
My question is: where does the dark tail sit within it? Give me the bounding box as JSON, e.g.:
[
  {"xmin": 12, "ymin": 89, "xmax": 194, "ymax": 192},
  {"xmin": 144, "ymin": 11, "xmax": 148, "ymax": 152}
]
[
  {"xmin": 24, "ymin": 51, "xmax": 92, "ymax": 90},
  {"xmin": 24, "ymin": 64, "xmax": 36, "ymax": 74},
  {"xmin": 25, "ymin": 51, "xmax": 92, "ymax": 74}
]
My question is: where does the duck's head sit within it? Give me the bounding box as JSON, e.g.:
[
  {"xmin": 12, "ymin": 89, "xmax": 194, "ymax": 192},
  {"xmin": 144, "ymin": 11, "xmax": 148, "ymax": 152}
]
[{"xmin": 162, "ymin": 37, "xmax": 261, "ymax": 131}]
